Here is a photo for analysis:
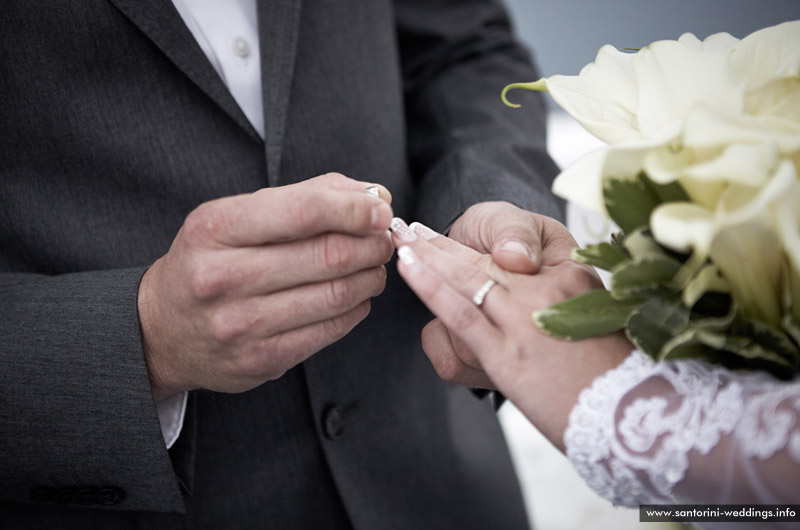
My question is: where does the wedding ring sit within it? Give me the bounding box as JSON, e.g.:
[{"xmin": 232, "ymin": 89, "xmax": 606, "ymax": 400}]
[{"xmin": 472, "ymin": 279, "xmax": 497, "ymax": 307}]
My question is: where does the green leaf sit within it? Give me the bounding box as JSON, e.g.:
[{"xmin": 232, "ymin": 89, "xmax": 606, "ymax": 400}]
[
  {"xmin": 657, "ymin": 315, "xmax": 800, "ymax": 379},
  {"xmin": 689, "ymin": 303, "xmax": 737, "ymax": 330},
  {"xmin": 603, "ymin": 173, "xmax": 689, "ymax": 234},
  {"xmin": 783, "ymin": 314, "xmax": 800, "ymax": 349},
  {"xmin": 603, "ymin": 176, "xmax": 654, "ymax": 235},
  {"xmin": 644, "ymin": 174, "xmax": 690, "ymax": 205},
  {"xmin": 610, "ymin": 257, "xmax": 681, "ymax": 298},
  {"xmin": 533, "ymin": 290, "xmax": 644, "ymax": 340},
  {"xmin": 657, "ymin": 329, "xmax": 720, "ymax": 361},
  {"xmin": 625, "ymin": 296, "xmax": 691, "ymax": 359},
  {"xmin": 572, "ymin": 242, "xmax": 629, "ymax": 271},
  {"xmin": 727, "ymin": 317, "xmax": 800, "ymax": 369}
]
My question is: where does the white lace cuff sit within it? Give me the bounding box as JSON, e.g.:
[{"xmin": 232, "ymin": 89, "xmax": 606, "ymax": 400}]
[{"xmin": 564, "ymin": 350, "xmax": 800, "ymax": 508}]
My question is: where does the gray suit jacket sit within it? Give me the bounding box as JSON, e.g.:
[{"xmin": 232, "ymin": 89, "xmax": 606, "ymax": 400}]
[{"xmin": 0, "ymin": 0, "xmax": 562, "ymax": 528}]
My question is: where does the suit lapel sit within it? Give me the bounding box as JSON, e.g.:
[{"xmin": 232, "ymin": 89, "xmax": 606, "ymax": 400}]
[
  {"xmin": 257, "ymin": 0, "xmax": 303, "ymax": 185},
  {"xmin": 108, "ymin": 0, "xmax": 260, "ymax": 142}
]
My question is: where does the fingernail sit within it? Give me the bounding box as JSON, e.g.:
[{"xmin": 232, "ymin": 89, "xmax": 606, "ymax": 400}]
[
  {"xmin": 372, "ymin": 202, "xmax": 392, "ymax": 230},
  {"xmin": 409, "ymin": 222, "xmax": 438, "ymax": 241},
  {"xmin": 497, "ymin": 239, "xmax": 531, "ymax": 258},
  {"xmin": 365, "ymin": 185, "xmax": 381, "ymax": 198},
  {"xmin": 397, "ymin": 246, "xmax": 416, "ymax": 265},
  {"xmin": 391, "ymin": 217, "xmax": 417, "ymax": 242}
]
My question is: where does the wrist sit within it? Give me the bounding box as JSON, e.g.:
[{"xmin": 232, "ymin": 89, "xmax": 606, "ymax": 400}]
[
  {"xmin": 138, "ymin": 261, "xmax": 184, "ymax": 402},
  {"xmin": 514, "ymin": 331, "xmax": 632, "ymax": 451}
]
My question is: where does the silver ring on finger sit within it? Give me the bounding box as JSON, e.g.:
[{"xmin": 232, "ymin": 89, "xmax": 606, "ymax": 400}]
[{"xmin": 472, "ymin": 279, "xmax": 497, "ymax": 307}]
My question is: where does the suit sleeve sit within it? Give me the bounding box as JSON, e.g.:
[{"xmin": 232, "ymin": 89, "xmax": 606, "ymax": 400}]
[
  {"xmin": 0, "ymin": 268, "xmax": 187, "ymax": 513},
  {"xmin": 395, "ymin": 0, "xmax": 565, "ymax": 231}
]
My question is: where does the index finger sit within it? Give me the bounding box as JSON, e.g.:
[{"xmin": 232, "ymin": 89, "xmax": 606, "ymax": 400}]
[
  {"xmin": 308, "ymin": 173, "xmax": 393, "ymax": 205},
  {"xmin": 195, "ymin": 181, "xmax": 394, "ymax": 247}
]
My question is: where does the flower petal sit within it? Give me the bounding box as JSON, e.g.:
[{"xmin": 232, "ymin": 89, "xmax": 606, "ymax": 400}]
[
  {"xmin": 731, "ymin": 20, "xmax": 800, "ymax": 93},
  {"xmin": 551, "ymin": 148, "xmax": 608, "ymax": 213},
  {"xmin": 650, "ymin": 202, "xmax": 714, "ymax": 254},
  {"xmin": 776, "ymin": 170, "xmax": 800, "ymax": 275},
  {"xmin": 686, "ymin": 143, "xmax": 778, "ymax": 183},
  {"xmin": 711, "ymin": 223, "xmax": 783, "ymax": 326},
  {"xmin": 682, "ymin": 104, "xmax": 800, "ymax": 152},
  {"xmin": 634, "ymin": 40, "xmax": 745, "ymax": 138},
  {"xmin": 543, "ymin": 45, "xmax": 640, "ymax": 143},
  {"xmin": 676, "ymin": 30, "xmax": 740, "ymax": 53},
  {"xmin": 716, "ymin": 159, "xmax": 796, "ymax": 227}
]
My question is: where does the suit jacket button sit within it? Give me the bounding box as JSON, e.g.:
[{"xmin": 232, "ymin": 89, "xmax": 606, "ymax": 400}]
[
  {"xmin": 73, "ymin": 487, "xmax": 97, "ymax": 505},
  {"xmin": 323, "ymin": 406, "xmax": 344, "ymax": 439},
  {"xmin": 94, "ymin": 487, "xmax": 125, "ymax": 506}
]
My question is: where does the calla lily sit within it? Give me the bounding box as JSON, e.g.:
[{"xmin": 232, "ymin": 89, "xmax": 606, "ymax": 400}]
[
  {"xmin": 651, "ymin": 160, "xmax": 797, "ymax": 324},
  {"xmin": 515, "ymin": 20, "xmax": 800, "ymax": 372}
]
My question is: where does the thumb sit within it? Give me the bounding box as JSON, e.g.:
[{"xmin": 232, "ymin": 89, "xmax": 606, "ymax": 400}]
[
  {"xmin": 451, "ymin": 202, "xmax": 544, "ymax": 274},
  {"xmin": 490, "ymin": 228, "xmax": 542, "ymax": 274}
]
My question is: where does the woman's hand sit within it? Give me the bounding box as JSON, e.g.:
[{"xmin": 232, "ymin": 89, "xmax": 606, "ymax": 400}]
[{"xmin": 390, "ymin": 217, "xmax": 632, "ymax": 450}]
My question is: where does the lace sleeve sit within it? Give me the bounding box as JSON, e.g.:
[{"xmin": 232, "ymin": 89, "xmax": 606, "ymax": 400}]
[{"xmin": 564, "ymin": 351, "xmax": 800, "ymax": 507}]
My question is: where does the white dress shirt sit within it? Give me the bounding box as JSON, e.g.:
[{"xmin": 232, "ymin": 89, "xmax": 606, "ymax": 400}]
[{"xmin": 157, "ymin": 0, "xmax": 263, "ymax": 449}]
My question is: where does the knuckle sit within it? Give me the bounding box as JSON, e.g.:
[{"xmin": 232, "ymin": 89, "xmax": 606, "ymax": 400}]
[
  {"xmin": 432, "ymin": 354, "xmax": 465, "ymax": 383},
  {"xmin": 207, "ymin": 308, "xmax": 248, "ymax": 345},
  {"xmin": 447, "ymin": 302, "xmax": 480, "ymax": 333},
  {"xmin": 331, "ymin": 301, "xmax": 369, "ymax": 336},
  {"xmin": 281, "ymin": 189, "xmax": 323, "ymax": 233},
  {"xmin": 325, "ymin": 276, "xmax": 354, "ymax": 308},
  {"xmin": 183, "ymin": 202, "xmax": 229, "ymax": 244},
  {"xmin": 320, "ymin": 234, "xmax": 354, "ymax": 274},
  {"xmin": 320, "ymin": 172, "xmax": 348, "ymax": 186},
  {"xmin": 240, "ymin": 339, "xmax": 286, "ymax": 380},
  {"xmin": 295, "ymin": 202, "xmax": 323, "ymax": 233},
  {"xmin": 189, "ymin": 262, "xmax": 227, "ymax": 301}
]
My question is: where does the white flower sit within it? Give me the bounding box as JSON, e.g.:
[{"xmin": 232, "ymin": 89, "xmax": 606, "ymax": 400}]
[{"xmin": 513, "ymin": 20, "xmax": 800, "ymax": 326}]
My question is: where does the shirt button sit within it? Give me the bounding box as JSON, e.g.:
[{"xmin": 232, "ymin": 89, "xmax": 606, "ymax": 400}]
[
  {"xmin": 230, "ymin": 36, "xmax": 251, "ymax": 58},
  {"xmin": 322, "ymin": 406, "xmax": 344, "ymax": 440}
]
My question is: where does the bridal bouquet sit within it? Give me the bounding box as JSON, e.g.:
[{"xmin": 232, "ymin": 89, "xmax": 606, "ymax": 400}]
[{"xmin": 503, "ymin": 20, "xmax": 800, "ymax": 377}]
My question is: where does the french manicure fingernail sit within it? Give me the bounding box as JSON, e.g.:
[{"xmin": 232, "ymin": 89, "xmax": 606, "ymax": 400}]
[
  {"xmin": 498, "ymin": 239, "xmax": 531, "ymax": 258},
  {"xmin": 391, "ymin": 217, "xmax": 417, "ymax": 242},
  {"xmin": 409, "ymin": 222, "xmax": 438, "ymax": 241},
  {"xmin": 398, "ymin": 246, "xmax": 416, "ymax": 265}
]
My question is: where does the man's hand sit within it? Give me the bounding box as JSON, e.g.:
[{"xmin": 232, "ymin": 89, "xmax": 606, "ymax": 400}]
[
  {"xmin": 448, "ymin": 201, "xmax": 575, "ymax": 274},
  {"xmin": 138, "ymin": 173, "xmax": 394, "ymax": 401}
]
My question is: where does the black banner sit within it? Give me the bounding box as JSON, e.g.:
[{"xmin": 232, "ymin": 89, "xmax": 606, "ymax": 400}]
[{"xmin": 640, "ymin": 504, "xmax": 800, "ymax": 523}]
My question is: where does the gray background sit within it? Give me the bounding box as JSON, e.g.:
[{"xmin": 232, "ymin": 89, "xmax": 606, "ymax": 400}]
[{"xmin": 503, "ymin": 0, "xmax": 800, "ymax": 96}]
